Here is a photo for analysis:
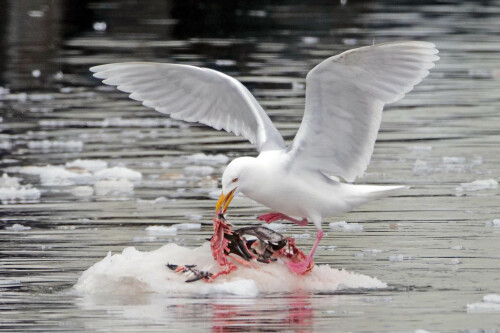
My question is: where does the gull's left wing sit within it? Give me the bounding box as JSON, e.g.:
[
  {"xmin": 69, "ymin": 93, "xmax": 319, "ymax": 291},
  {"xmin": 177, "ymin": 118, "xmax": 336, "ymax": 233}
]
[
  {"xmin": 286, "ymin": 41, "xmax": 439, "ymax": 182},
  {"xmin": 90, "ymin": 63, "xmax": 285, "ymax": 152}
]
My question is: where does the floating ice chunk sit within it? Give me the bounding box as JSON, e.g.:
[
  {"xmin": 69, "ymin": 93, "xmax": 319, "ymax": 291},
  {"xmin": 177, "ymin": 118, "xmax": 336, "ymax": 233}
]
[
  {"xmin": 364, "ymin": 249, "xmax": 384, "ymax": 254},
  {"xmin": 485, "ymin": 219, "xmax": 500, "ymax": 227},
  {"xmin": 484, "ymin": 294, "xmax": 500, "ymax": 304},
  {"xmin": 451, "ymin": 245, "xmax": 464, "ymax": 250},
  {"xmin": 94, "ymin": 179, "xmax": 134, "ymax": 196},
  {"xmin": 73, "ymin": 243, "xmax": 387, "ymax": 296},
  {"xmin": 146, "ymin": 226, "xmax": 178, "ymax": 235},
  {"xmin": 329, "ymin": 221, "xmax": 363, "ymax": 231},
  {"xmin": 175, "ymin": 223, "xmax": 202, "ymax": 230},
  {"xmin": 456, "ymin": 179, "xmax": 498, "ymax": 192},
  {"xmin": 20, "ymin": 166, "xmax": 94, "ymax": 186},
  {"xmin": 137, "ymin": 196, "xmax": 168, "ymax": 205},
  {"xmin": 28, "ymin": 10, "xmax": 44, "ymax": 18},
  {"xmin": 70, "ymin": 186, "xmax": 94, "ymax": 197},
  {"xmin": 66, "ymin": 159, "xmax": 108, "ymax": 172},
  {"xmin": 0, "ymin": 173, "xmax": 21, "ymax": 188},
  {"xmin": 94, "ymin": 167, "xmax": 142, "ymax": 182},
  {"xmin": 450, "ymin": 258, "xmax": 461, "ymax": 265},
  {"xmin": 410, "ymin": 145, "xmax": 432, "ymax": 152},
  {"xmin": 27, "ymin": 140, "xmax": 83, "ymax": 150},
  {"xmin": 133, "ymin": 236, "xmax": 157, "ymax": 242},
  {"xmin": 185, "ymin": 153, "xmax": 229, "ymax": 165},
  {"xmin": 215, "ymin": 59, "xmax": 236, "ymax": 66},
  {"xmin": 6, "ymin": 224, "xmax": 31, "ymax": 231},
  {"xmin": 302, "ymin": 36, "xmax": 319, "ymax": 44},
  {"xmin": 389, "ymin": 254, "xmax": 404, "ymax": 262},
  {"xmin": 93, "ymin": 21, "xmax": 107, "ymax": 31},
  {"xmin": 467, "ymin": 294, "xmax": 500, "ymax": 313},
  {"xmin": 0, "ymin": 141, "xmax": 11, "ymax": 150},
  {"xmin": 0, "ymin": 174, "xmax": 41, "ymax": 203},
  {"xmin": 183, "ymin": 166, "xmax": 214, "ymax": 176}
]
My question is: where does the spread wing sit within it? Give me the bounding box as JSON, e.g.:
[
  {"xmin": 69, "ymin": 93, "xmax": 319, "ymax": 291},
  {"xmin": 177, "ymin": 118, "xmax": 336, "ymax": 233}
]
[
  {"xmin": 286, "ymin": 41, "xmax": 439, "ymax": 182},
  {"xmin": 90, "ymin": 63, "xmax": 285, "ymax": 152}
]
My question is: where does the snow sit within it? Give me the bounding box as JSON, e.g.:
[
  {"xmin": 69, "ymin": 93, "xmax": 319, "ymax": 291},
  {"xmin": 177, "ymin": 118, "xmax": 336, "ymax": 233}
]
[
  {"xmin": 73, "ymin": 242, "xmax": 387, "ymax": 296},
  {"xmin": 94, "ymin": 167, "xmax": 142, "ymax": 182},
  {"xmin": 467, "ymin": 294, "xmax": 500, "ymax": 313},
  {"xmin": 94, "ymin": 179, "xmax": 134, "ymax": 196},
  {"xmin": 6, "ymin": 224, "xmax": 31, "ymax": 231},
  {"xmin": 455, "ymin": 179, "xmax": 498, "ymax": 192},
  {"xmin": 66, "ymin": 159, "xmax": 108, "ymax": 172},
  {"xmin": 0, "ymin": 173, "xmax": 41, "ymax": 203},
  {"xmin": 329, "ymin": 221, "xmax": 364, "ymax": 231},
  {"xmin": 27, "ymin": 140, "xmax": 83, "ymax": 151}
]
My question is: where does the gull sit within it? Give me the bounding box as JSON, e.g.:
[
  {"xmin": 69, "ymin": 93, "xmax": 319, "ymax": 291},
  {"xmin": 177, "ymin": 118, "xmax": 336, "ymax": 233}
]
[{"xmin": 91, "ymin": 41, "xmax": 439, "ymax": 274}]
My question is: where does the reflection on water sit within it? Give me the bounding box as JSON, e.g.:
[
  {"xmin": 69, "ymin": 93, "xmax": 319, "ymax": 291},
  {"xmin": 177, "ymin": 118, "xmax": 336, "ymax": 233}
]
[{"xmin": 1, "ymin": 0, "xmax": 500, "ymax": 332}]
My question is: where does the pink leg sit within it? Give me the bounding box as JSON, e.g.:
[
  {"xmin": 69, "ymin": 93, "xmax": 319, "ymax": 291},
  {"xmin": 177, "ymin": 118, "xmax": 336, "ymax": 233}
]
[
  {"xmin": 258, "ymin": 212, "xmax": 308, "ymax": 226},
  {"xmin": 286, "ymin": 229, "xmax": 324, "ymax": 274}
]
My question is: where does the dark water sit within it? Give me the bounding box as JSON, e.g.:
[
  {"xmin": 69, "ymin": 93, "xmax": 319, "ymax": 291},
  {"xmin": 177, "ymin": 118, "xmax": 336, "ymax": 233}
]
[{"xmin": 1, "ymin": 0, "xmax": 500, "ymax": 331}]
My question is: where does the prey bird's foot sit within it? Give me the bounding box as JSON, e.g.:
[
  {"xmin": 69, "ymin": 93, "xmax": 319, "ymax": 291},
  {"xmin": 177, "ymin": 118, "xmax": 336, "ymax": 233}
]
[{"xmin": 285, "ymin": 259, "xmax": 314, "ymax": 275}]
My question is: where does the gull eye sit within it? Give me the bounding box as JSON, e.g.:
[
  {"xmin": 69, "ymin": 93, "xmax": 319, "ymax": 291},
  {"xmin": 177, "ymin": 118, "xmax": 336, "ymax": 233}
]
[{"xmin": 232, "ymin": 178, "xmax": 238, "ymax": 183}]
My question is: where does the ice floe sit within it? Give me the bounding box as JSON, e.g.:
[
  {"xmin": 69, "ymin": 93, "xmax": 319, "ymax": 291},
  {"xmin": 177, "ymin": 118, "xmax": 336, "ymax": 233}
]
[
  {"xmin": 66, "ymin": 159, "xmax": 108, "ymax": 172},
  {"xmin": 70, "ymin": 186, "xmax": 94, "ymax": 197},
  {"xmin": 27, "ymin": 140, "xmax": 83, "ymax": 151},
  {"xmin": 94, "ymin": 179, "xmax": 134, "ymax": 196},
  {"xmin": 19, "ymin": 166, "xmax": 94, "ymax": 186},
  {"xmin": 73, "ymin": 242, "xmax": 387, "ymax": 296},
  {"xmin": 329, "ymin": 221, "xmax": 364, "ymax": 231},
  {"xmin": 94, "ymin": 167, "xmax": 142, "ymax": 182},
  {"xmin": 485, "ymin": 219, "xmax": 500, "ymax": 227},
  {"xmin": 467, "ymin": 294, "xmax": 500, "ymax": 313},
  {"xmin": 16, "ymin": 161, "xmax": 142, "ymax": 197},
  {"xmin": 0, "ymin": 173, "xmax": 41, "ymax": 203},
  {"xmin": 6, "ymin": 223, "xmax": 31, "ymax": 231},
  {"xmin": 455, "ymin": 179, "xmax": 498, "ymax": 192}
]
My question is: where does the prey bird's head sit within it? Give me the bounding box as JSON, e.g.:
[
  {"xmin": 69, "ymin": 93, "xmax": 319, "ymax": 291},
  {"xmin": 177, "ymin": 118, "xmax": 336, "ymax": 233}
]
[{"xmin": 216, "ymin": 157, "xmax": 255, "ymax": 213}]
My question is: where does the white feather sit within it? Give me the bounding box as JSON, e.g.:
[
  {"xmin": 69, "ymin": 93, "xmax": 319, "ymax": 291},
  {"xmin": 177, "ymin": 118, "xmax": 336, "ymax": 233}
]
[
  {"xmin": 286, "ymin": 41, "xmax": 439, "ymax": 182},
  {"xmin": 90, "ymin": 62, "xmax": 286, "ymax": 152}
]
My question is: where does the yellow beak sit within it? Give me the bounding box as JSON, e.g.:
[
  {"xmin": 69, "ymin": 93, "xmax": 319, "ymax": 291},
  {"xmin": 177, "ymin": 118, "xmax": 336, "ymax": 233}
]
[{"xmin": 215, "ymin": 189, "xmax": 235, "ymax": 213}]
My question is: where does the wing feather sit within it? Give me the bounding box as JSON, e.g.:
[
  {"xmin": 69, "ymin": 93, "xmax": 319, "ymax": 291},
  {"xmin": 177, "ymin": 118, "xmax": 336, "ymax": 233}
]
[
  {"xmin": 90, "ymin": 62, "xmax": 285, "ymax": 151},
  {"xmin": 286, "ymin": 41, "xmax": 439, "ymax": 182}
]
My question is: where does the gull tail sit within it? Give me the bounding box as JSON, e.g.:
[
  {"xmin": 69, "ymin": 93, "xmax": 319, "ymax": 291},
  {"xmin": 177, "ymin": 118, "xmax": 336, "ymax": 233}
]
[{"xmin": 340, "ymin": 183, "xmax": 409, "ymax": 209}]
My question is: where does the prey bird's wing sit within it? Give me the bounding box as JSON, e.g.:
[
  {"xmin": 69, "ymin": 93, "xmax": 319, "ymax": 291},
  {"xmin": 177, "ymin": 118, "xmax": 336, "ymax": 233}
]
[
  {"xmin": 286, "ymin": 41, "xmax": 439, "ymax": 182},
  {"xmin": 90, "ymin": 63, "xmax": 286, "ymax": 152}
]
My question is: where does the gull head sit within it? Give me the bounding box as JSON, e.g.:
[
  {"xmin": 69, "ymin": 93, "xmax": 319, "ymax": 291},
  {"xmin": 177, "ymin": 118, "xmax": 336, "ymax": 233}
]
[{"xmin": 216, "ymin": 157, "xmax": 256, "ymax": 213}]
